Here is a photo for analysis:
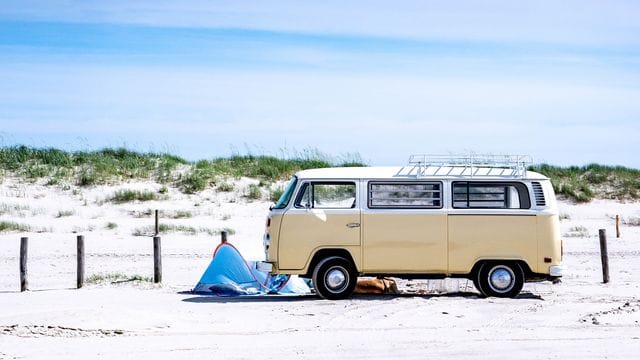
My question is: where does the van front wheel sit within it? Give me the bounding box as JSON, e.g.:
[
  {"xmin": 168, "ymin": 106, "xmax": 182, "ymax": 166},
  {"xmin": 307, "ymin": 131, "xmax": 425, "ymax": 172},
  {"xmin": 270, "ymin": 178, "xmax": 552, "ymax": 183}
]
[
  {"xmin": 312, "ymin": 256, "xmax": 357, "ymax": 300},
  {"xmin": 477, "ymin": 262, "xmax": 524, "ymax": 298}
]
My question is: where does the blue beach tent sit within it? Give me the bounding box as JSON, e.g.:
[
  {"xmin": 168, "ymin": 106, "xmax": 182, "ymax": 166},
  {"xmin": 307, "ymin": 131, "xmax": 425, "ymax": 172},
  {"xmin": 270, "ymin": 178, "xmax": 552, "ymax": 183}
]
[{"xmin": 192, "ymin": 242, "xmax": 310, "ymax": 296}]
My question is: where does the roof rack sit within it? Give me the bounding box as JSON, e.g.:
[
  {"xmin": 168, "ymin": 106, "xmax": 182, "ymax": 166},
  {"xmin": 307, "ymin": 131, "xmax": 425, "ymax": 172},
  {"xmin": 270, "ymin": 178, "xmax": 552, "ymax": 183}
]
[{"xmin": 396, "ymin": 153, "xmax": 533, "ymax": 179}]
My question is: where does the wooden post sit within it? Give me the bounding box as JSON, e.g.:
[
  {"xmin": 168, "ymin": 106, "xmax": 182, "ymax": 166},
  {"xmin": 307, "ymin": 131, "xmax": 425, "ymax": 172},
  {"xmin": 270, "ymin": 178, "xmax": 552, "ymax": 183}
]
[
  {"xmin": 221, "ymin": 230, "xmax": 228, "ymax": 244},
  {"xmin": 153, "ymin": 236, "xmax": 162, "ymax": 283},
  {"xmin": 615, "ymin": 215, "xmax": 620, "ymax": 238},
  {"xmin": 598, "ymin": 229, "xmax": 610, "ymax": 283},
  {"xmin": 77, "ymin": 235, "xmax": 85, "ymax": 289},
  {"xmin": 155, "ymin": 209, "xmax": 159, "ymax": 236},
  {"xmin": 20, "ymin": 237, "xmax": 28, "ymax": 292}
]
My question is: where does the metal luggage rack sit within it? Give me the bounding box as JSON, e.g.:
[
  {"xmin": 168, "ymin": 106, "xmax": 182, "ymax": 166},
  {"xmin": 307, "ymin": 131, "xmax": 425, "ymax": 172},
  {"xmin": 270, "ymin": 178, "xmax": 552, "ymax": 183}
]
[{"xmin": 396, "ymin": 154, "xmax": 533, "ymax": 178}]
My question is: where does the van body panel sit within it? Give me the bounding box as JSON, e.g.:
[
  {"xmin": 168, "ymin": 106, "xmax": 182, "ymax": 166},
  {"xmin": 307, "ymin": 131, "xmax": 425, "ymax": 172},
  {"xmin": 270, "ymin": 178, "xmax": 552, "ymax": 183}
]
[
  {"xmin": 265, "ymin": 212, "xmax": 283, "ymax": 269},
  {"xmin": 536, "ymin": 214, "xmax": 562, "ymax": 272},
  {"xmin": 362, "ymin": 212, "xmax": 447, "ymax": 272},
  {"xmin": 278, "ymin": 208, "xmax": 361, "ymax": 270},
  {"xmin": 447, "ymin": 214, "xmax": 537, "ymax": 273}
]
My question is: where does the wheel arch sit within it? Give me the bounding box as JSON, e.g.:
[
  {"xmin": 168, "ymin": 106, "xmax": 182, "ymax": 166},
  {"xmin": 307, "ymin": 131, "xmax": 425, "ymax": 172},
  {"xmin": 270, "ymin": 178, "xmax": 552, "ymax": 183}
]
[
  {"xmin": 471, "ymin": 259, "xmax": 533, "ymax": 279},
  {"xmin": 303, "ymin": 248, "xmax": 357, "ymax": 278}
]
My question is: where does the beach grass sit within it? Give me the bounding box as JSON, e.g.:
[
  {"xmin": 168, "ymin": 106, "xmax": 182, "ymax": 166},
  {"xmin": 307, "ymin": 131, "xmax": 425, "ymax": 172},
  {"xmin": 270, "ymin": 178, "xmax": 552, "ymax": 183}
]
[
  {"xmin": 0, "ymin": 146, "xmax": 187, "ymax": 186},
  {"xmin": 111, "ymin": 189, "xmax": 159, "ymax": 203},
  {"xmin": 2, "ymin": 146, "xmax": 638, "ymax": 202},
  {"xmin": 530, "ymin": 164, "xmax": 640, "ymax": 202},
  {"xmin": 86, "ymin": 273, "xmax": 153, "ymax": 284},
  {"xmin": 0, "ymin": 221, "xmax": 31, "ymax": 232}
]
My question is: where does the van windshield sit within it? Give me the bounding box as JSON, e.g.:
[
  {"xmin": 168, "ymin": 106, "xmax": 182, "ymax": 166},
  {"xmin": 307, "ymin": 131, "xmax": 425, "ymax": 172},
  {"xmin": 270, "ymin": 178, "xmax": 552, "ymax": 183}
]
[{"xmin": 273, "ymin": 176, "xmax": 298, "ymax": 209}]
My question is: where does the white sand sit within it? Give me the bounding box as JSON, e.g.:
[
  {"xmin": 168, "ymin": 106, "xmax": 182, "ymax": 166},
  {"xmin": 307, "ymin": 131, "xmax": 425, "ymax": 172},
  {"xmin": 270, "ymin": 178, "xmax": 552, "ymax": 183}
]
[{"xmin": 1, "ymin": 177, "xmax": 639, "ymax": 359}]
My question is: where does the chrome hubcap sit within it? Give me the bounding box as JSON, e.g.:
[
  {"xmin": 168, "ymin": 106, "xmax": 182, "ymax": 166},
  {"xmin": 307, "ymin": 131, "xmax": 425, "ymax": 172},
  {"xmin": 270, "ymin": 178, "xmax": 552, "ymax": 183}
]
[
  {"xmin": 326, "ymin": 268, "xmax": 348, "ymax": 292},
  {"xmin": 488, "ymin": 266, "xmax": 515, "ymax": 293}
]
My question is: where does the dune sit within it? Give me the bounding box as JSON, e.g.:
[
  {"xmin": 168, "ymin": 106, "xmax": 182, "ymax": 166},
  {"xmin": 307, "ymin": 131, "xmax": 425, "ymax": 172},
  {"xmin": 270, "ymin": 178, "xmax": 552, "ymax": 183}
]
[{"xmin": 0, "ymin": 175, "xmax": 639, "ymax": 359}]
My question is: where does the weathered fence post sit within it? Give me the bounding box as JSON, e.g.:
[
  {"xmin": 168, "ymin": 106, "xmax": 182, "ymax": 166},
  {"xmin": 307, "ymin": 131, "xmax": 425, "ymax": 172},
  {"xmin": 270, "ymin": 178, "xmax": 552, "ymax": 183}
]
[
  {"xmin": 598, "ymin": 229, "xmax": 610, "ymax": 283},
  {"xmin": 77, "ymin": 235, "xmax": 85, "ymax": 289},
  {"xmin": 155, "ymin": 209, "xmax": 159, "ymax": 236},
  {"xmin": 615, "ymin": 215, "xmax": 620, "ymax": 238},
  {"xmin": 153, "ymin": 236, "xmax": 162, "ymax": 283},
  {"xmin": 20, "ymin": 237, "xmax": 28, "ymax": 292},
  {"xmin": 221, "ymin": 230, "xmax": 228, "ymax": 244}
]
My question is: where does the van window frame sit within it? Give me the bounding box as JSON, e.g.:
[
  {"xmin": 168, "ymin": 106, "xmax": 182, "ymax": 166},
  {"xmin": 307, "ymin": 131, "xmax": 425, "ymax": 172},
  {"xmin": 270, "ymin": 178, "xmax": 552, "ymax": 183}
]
[
  {"xmin": 451, "ymin": 181, "xmax": 531, "ymax": 209},
  {"xmin": 293, "ymin": 181, "xmax": 357, "ymax": 209},
  {"xmin": 367, "ymin": 181, "xmax": 444, "ymax": 209}
]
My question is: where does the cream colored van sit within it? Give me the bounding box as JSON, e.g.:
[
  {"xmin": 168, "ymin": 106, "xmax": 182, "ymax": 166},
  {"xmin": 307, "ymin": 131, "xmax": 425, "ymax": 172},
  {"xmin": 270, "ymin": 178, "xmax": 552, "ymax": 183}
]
[{"xmin": 259, "ymin": 155, "xmax": 563, "ymax": 299}]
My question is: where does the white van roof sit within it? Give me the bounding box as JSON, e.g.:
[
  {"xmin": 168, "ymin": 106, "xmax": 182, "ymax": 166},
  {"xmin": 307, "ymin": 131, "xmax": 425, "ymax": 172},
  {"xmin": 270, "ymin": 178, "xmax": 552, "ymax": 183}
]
[{"xmin": 295, "ymin": 166, "xmax": 548, "ymax": 181}]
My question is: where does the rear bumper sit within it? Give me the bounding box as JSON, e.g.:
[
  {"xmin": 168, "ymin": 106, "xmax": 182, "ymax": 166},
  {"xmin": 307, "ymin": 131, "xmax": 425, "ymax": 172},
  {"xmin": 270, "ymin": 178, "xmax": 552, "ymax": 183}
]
[
  {"xmin": 549, "ymin": 265, "xmax": 564, "ymax": 277},
  {"xmin": 256, "ymin": 261, "xmax": 273, "ymax": 273}
]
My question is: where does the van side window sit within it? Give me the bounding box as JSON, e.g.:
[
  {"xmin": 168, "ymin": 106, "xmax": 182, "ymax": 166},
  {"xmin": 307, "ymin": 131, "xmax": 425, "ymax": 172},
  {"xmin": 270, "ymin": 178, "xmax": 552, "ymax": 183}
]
[
  {"xmin": 369, "ymin": 182, "xmax": 442, "ymax": 208},
  {"xmin": 295, "ymin": 182, "xmax": 356, "ymax": 209},
  {"xmin": 452, "ymin": 182, "xmax": 531, "ymax": 209}
]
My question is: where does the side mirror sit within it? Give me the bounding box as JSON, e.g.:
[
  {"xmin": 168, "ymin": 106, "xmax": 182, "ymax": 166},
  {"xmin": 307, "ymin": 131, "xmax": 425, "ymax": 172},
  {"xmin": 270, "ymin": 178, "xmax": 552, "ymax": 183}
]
[{"xmin": 269, "ymin": 203, "xmax": 275, "ymax": 210}]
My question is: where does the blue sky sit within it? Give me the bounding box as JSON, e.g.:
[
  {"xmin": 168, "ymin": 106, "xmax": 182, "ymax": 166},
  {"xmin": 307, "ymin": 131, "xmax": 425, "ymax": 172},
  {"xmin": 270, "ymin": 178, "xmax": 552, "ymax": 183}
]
[{"xmin": 0, "ymin": 1, "xmax": 639, "ymax": 166}]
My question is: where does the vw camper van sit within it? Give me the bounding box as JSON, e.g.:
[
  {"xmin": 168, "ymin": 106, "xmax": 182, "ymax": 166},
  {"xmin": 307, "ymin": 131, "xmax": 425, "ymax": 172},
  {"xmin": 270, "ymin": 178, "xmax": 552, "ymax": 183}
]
[{"xmin": 259, "ymin": 155, "xmax": 563, "ymax": 299}]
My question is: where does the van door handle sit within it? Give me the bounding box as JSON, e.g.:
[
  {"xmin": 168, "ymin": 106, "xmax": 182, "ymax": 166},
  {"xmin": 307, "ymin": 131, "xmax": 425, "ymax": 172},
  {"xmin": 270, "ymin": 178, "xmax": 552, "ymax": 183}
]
[{"xmin": 346, "ymin": 223, "xmax": 361, "ymax": 228}]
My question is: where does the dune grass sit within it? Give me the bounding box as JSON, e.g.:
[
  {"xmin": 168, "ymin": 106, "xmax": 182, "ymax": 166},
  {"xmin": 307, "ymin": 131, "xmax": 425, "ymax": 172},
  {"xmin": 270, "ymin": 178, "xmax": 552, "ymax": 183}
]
[
  {"xmin": 86, "ymin": 273, "xmax": 152, "ymax": 284},
  {"xmin": 0, "ymin": 221, "xmax": 31, "ymax": 233},
  {"xmin": 177, "ymin": 150, "xmax": 366, "ymax": 193},
  {"xmin": 245, "ymin": 184, "xmax": 262, "ymax": 200},
  {"xmin": 0, "ymin": 146, "xmax": 187, "ymax": 186},
  {"xmin": 564, "ymin": 225, "xmax": 590, "ymax": 238},
  {"xmin": 132, "ymin": 224, "xmax": 236, "ymax": 237},
  {"xmin": 0, "ymin": 146, "xmax": 364, "ymax": 194},
  {"xmin": 55, "ymin": 210, "xmax": 75, "ymax": 218},
  {"xmin": 111, "ymin": 189, "xmax": 159, "ymax": 203},
  {"xmin": 3, "ymin": 146, "xmax": 638, "ymax": 202},
  {"xmin": 530, "ymin": 164, "xmax": 640, "ymax": 202}
]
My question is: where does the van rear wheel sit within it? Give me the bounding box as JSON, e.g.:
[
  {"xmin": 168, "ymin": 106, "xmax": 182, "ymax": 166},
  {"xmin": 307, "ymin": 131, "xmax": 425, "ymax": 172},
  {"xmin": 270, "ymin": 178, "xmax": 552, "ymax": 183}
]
[
  {"xmin": 476, "ymin": 262, "xmax": 524, "ymax": 298},
  {"xmin": 312, "ymin": 256, "xmax": 357, "ymax": 300}
]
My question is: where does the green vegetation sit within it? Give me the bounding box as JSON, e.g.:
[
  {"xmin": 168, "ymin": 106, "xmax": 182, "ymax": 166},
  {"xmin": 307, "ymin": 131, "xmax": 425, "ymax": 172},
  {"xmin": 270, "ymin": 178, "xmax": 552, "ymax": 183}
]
[
  {"xmin": 0, "ymin": 221, "xmax": 31, "ymax": 232},
  {"xmin": 246, "ymin": 184, "xmax": 262, "ymax": 200},
  {"xmin": 0, "ymin": 203, "xmax": 30, "ymax": 216},
  {"xmin": 0, "ymin": 146, "xmax": 187, "ymax": 186},
  {"xmin": 132, "ymin": 224, "xmax": 236, "ymax": 237},
  {"xmin": 3, "ymin": 146, "xmax": 640, "ymax": 202},
  {"xmin": 86, "ymin": 273, "xmax": 152, "ymax": 284},
  {"xmin": 171, "ymin": 210, "xmax": 193, "ymax": 219},
  {"xmin": 111, "ymin": 189, "xmax": 158, "ymax": 203},
  {"xmin": 0, "ymin": 146, "xmax": 364, "ymax": 194},
  {"xmin": 530, "ymin": 164, "xmax": 640, "ymax": 202},
  {"xmin": 559, "ymin": 213, "xmax": 571, "ymax": 221},
  {"xmin": 177, "ymin": 150, "xmax": 365, "ymax": 193},
  {"xmin": 270, "ymin": 187, "xmax": 284, "ymax": 202},
  {"xmin": 217, "ymin": 182, "xmax": 234, "ymax": 192},
  {"xmin": 564, "ymin": 225, "xmax": 590, "ymax": 238},
  {"xmin": 623, "ymin": 216, "xmax": 640, "ymax": 226},
  {"xmin": 56, "ymin": 210, "xmax": 75, "ymax": 218},
  {"xmin": 105, "ymin": 222, "xmax": 118, "ymax": 230}
]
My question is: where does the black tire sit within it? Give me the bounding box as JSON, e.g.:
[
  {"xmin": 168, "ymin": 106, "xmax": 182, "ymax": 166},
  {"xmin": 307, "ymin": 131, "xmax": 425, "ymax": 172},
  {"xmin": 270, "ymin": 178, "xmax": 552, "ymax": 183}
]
[
  {"xmin": 476, "ymin": 262, "xmax": 524, "ymax": 298},
  {"xmin": 312, "ymin": 256, "xmax": 357, "ymax": 300}
]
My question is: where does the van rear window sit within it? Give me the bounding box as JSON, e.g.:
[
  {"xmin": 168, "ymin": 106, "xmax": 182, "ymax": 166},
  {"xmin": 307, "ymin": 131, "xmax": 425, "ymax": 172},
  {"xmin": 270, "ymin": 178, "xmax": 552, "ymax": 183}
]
[
  {"xmin": 452, "ymin": 182, "xmax": 530, "ymax": 209},
  {"xmin": 368, "ymin": 182, "xmax": 442, "ymax": 208}
]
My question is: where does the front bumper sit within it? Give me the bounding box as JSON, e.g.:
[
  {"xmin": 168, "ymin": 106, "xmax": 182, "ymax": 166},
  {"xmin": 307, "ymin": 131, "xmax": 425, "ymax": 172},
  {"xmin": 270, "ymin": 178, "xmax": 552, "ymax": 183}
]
[{"xmin": 256, "ymin": 261, "xmax": 273, "ymax": 273}]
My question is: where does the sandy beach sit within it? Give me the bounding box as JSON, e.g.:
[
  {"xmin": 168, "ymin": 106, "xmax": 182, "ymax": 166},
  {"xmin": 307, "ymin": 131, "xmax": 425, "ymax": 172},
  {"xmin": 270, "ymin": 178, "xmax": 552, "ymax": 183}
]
[{"xmin": 1, "ymin": 177, "xmax": 639, "ymax": 359}]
